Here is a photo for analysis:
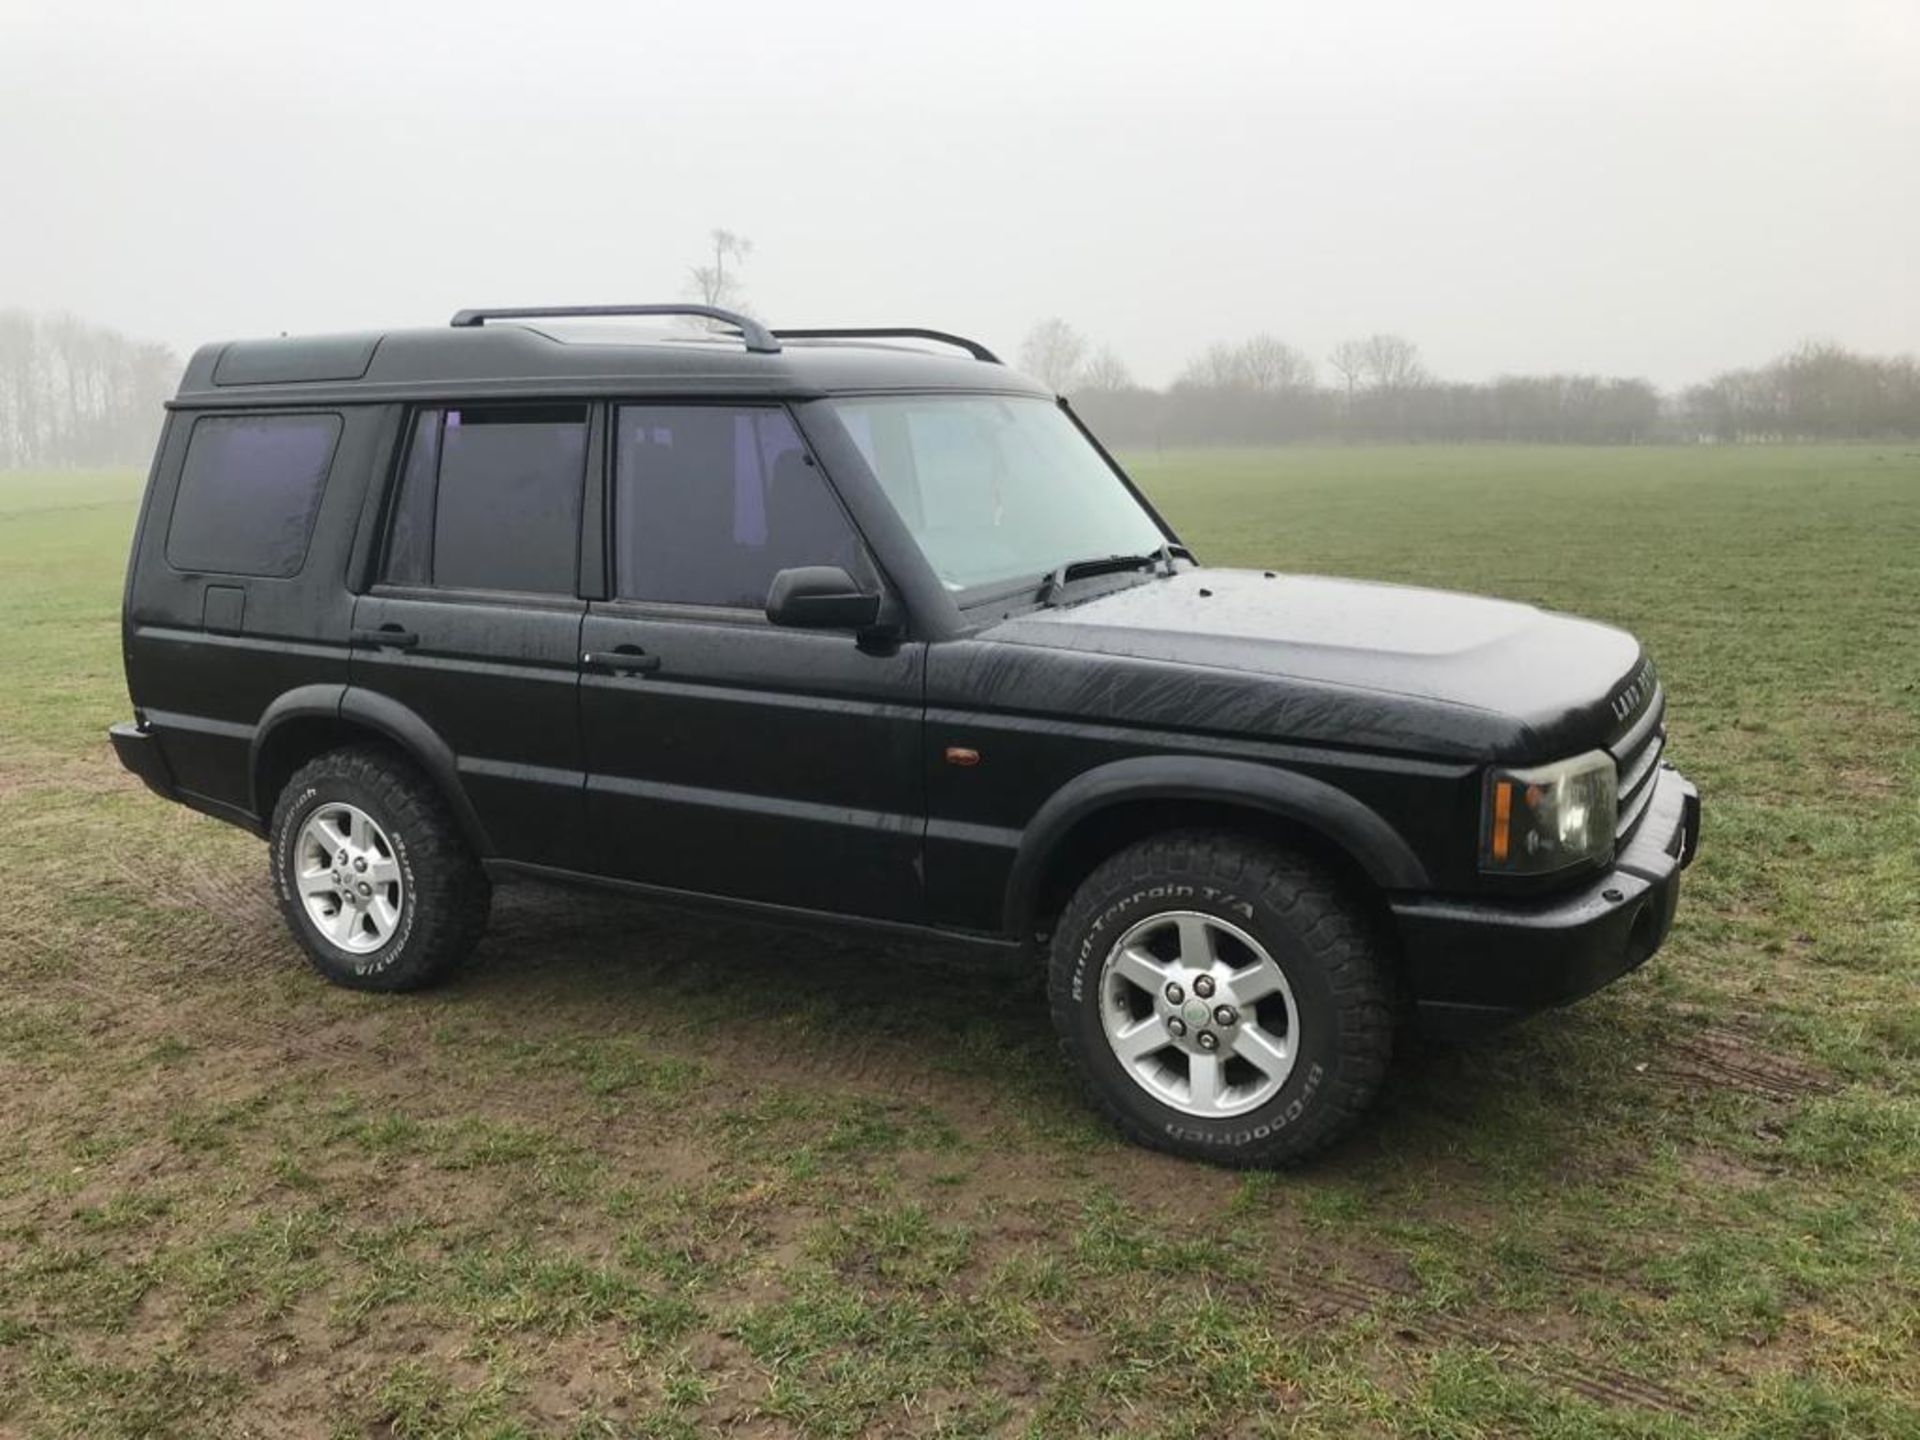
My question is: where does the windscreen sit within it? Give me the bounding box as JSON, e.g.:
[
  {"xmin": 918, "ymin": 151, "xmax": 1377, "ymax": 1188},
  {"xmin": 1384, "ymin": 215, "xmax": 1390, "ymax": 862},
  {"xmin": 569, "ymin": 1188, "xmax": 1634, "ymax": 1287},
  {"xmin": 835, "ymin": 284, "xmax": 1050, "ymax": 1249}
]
[{"xmin": 826, "ymin": 395, "xmax": 1165, "ymax": 594}]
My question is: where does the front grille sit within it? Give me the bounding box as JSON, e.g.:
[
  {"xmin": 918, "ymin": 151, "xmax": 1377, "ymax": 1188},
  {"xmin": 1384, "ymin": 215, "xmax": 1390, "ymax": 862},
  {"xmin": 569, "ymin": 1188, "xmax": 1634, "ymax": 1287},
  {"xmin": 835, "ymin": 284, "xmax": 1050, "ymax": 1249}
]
[{"xmin": 1612, "ymin": 685, "xmax": 1666, "ymax": 842}]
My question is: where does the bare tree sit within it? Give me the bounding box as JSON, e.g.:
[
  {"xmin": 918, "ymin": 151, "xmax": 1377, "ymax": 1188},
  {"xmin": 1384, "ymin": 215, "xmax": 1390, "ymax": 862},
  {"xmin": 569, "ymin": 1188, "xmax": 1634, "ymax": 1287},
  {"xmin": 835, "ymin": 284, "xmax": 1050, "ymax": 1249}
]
[
  {"xmin": 0, "ymin": 308, "xmax": 37, "ymax": 468},
  {"xmin": 1018, "ymin": 318, "xmax": 1088, "ymax": 391},
  {"xmin": 48, "ymin": 312, "xmax": 91, "ymax": 460},
  {"xmin": 1180, "ymin": 334, "xmax": 1313, "ymax": 392},
  {"xmin": 1355, "ymin": 333, "xmax": 1426, "ymax": 393},
  {"xmin": 1327, "ymin": 339, "xmax": 1367, "ymax": 407},
  {"xmin": 686, "ymin": 228, "xmax": 754, "ymax": 315},
  {"xmin": 1080, "ymin": 346, "xmax": 1135, "ymax": 391},
  {"xmin": 1239, "ymin": 334, "xmax": 1314, "ymax": 391}
]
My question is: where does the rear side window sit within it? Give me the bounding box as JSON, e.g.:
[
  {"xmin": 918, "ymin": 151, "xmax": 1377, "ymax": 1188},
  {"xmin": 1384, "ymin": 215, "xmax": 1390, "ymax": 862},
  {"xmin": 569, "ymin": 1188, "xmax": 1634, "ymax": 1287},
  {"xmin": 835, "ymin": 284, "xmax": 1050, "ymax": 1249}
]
[
  {"xmin": 383, "ymin": 405, "xmax": 586, "ymax": 595},
  {"xmin": 166, "ymin": 413, "xmax": 341, "ymax": 577},
  {"xmin": 614, "ymin": 404, "xmax": 862, "ymax": 608}
]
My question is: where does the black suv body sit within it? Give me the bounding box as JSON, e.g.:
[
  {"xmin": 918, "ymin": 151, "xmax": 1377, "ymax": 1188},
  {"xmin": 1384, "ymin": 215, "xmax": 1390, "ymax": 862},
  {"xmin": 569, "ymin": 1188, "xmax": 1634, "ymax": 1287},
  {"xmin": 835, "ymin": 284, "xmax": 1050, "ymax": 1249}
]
[{"xmin": 113, "ymin": 305, "xmax": 1699, "ymax": 1164}]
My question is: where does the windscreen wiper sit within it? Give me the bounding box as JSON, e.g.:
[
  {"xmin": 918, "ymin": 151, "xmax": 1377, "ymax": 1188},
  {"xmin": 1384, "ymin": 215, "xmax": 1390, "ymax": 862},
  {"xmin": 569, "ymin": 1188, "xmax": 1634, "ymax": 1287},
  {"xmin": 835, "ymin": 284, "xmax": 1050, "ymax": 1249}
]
[
  {"xmin": 1147, "ymin": 540, "xmax": 1193, "ymax": 575},
  {"xmin": 1036, "ymin": 541, "xmax": 1194, "ymax": 605}
]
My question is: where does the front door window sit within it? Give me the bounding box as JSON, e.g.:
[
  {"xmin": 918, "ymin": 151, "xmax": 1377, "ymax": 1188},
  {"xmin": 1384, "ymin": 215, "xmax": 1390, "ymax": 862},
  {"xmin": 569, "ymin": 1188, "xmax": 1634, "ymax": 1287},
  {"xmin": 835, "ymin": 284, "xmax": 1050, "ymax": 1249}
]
[{"xmin": 613, "ymin": 404, "xmax": 864, "ymax": 609}]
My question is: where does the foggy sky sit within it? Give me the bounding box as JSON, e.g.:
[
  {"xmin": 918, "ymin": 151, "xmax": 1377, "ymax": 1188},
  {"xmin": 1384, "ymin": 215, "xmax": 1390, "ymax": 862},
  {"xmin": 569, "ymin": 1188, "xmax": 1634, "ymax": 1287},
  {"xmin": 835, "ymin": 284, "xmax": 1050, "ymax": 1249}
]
[{"xmin": 2, "ymin": 0, "xmax": 1914, "ymax": 388}]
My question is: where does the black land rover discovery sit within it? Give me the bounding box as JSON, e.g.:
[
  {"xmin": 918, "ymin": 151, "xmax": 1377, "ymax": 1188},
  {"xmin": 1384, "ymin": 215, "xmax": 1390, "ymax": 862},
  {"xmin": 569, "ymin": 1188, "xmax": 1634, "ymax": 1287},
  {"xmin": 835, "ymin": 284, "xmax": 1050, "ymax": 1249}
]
[{"xmin": 112, "ymin": 304, "xmax": 1700, "ymax": 1165}]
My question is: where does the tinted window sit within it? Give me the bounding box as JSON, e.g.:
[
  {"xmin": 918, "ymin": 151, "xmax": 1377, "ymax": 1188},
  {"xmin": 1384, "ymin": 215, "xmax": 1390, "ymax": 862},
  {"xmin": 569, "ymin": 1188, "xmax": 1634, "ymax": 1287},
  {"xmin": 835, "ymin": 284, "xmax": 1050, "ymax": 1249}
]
[
  {"xmin": 383, "ymin": 405, "xmax": 586, "ymax": 594},
  {"xmin": 166, "ymin": 413, "xmax": 341, "ymax": 577},
  {"xmin": 383, "ymin": 409, "xmax": 440, "ymax": 586},
  {"xmin": 615, "ymin": 405, "xmax": 862, "ymax": 608}
]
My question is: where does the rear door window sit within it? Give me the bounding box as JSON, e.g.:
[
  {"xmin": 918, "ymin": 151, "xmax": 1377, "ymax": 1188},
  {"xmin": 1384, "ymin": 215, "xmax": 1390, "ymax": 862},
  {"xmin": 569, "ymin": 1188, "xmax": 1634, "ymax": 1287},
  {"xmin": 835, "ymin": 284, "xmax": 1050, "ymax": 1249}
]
[
  {"xmin": 166, "ymin": 413, "xmax": 341, "ymax": 577},
  {"xmin": 383, "ymin": 404, "xmax": 587, "ymax": 595}
]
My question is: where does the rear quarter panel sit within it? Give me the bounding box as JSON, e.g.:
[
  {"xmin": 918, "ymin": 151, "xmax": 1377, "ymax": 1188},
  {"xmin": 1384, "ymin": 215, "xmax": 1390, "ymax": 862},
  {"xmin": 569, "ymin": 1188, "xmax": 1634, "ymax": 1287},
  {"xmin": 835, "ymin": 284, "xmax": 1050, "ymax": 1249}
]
[{"xmin": 123, "ymin": 404, "xmax": 398, "ymax": 817}]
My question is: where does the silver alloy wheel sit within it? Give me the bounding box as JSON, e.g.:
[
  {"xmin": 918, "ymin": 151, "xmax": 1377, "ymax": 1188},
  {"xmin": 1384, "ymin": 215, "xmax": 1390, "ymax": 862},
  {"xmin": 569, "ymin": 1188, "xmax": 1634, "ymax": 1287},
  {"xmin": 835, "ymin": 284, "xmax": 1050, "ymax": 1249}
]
[
  {"xmin": 1099, "ymin": 910, "xmax": 1300, "ymax": 1118},
  {"xmin": 294, "ymin": 802, "xmax": 403, "ymax": 955}
]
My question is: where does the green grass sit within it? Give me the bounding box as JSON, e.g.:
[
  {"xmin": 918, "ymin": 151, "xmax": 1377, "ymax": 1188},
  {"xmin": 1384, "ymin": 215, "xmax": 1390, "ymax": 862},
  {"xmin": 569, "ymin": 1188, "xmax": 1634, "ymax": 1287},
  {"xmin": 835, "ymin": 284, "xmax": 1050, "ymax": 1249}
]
[{"xmin": 1, "ymin": 446, "xmax": 1916, "ymax": 1436}]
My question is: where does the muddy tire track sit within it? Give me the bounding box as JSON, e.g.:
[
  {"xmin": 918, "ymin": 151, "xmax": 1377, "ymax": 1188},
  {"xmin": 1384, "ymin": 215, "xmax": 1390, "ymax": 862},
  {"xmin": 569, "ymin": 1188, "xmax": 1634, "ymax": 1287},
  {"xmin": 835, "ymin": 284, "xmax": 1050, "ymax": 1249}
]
[
  {"xmin": 1266, "ymin": 1263, "xmax": 1698, "ymax": 1415},
  {"xmin": 1651, "ymin": 1026, "xmax": 1835, "ymax": 1100},
  {"xmin": 1546, "ymin": 1359, "xmax": 1697, "ymax": 1413}
]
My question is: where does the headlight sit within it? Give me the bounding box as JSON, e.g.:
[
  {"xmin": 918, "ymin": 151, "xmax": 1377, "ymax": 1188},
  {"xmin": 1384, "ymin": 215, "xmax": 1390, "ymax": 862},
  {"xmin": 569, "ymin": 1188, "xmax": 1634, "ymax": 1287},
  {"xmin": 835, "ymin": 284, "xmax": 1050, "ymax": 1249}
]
[{"xmin": 1480, "ymin": 750, "xmax": 1617, "ymax": 875}]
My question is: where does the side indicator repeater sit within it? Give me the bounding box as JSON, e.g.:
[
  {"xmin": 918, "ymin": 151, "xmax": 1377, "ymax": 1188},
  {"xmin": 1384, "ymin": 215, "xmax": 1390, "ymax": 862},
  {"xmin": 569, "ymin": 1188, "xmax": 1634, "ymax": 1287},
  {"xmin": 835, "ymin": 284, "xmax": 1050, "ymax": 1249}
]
[{"xmin": 944, "ymin": 746, "xmax": 982, "ymax": 768}]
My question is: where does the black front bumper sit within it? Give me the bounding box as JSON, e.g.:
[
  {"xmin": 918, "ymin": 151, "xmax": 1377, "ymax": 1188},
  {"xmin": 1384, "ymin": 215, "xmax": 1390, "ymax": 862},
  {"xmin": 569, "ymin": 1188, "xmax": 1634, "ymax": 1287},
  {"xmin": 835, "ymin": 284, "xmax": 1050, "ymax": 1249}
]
[
  {"xmin": 110, "ymin": 720, "xmax": 177, "ymax": 801},
  {"xmin": 1393, "ymin": 764, "xmax": 1701, "ymax": 1038}
]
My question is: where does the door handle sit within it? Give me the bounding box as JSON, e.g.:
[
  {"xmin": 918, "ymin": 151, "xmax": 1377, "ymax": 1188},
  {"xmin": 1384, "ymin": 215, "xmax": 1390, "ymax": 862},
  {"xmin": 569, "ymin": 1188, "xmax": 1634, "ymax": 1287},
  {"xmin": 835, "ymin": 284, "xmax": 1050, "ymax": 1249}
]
[
  {"xmin": 582, "ymin": 647, "xmax": 662, "ymax": 676},
  {"xmin": 351, "ymin": 626, "xmax": 419, "ymax": 649}
]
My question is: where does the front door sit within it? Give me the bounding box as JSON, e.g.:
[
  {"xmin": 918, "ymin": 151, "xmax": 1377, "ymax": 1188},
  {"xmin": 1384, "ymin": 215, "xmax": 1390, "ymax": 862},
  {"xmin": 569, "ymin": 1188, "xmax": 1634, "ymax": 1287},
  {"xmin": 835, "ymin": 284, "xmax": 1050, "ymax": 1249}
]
[{"xmin": 578, "ymin": 402, "xmax": 925, "ymax": 921}]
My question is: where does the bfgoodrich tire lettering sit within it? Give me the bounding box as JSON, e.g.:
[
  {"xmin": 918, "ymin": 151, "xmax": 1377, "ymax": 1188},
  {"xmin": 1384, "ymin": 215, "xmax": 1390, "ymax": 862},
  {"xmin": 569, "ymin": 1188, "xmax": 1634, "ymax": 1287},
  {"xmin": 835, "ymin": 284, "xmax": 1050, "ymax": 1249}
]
[
  {"xmin": 1047, "ymin": 830, "xmax": 1391, "ymax": 1166},
  {"xmin": 269, "ymin": 746, "xmax": 490, "ymax": 992}
]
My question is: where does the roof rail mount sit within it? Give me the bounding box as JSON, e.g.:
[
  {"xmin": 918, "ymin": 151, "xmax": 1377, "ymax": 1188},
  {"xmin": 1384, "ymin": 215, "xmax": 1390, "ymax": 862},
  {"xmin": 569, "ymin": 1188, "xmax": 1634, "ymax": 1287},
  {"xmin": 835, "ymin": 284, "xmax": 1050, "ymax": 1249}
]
[
  {"xmin": 449, "ymin": 304, "xmax": 780, "ymax": 354},
  {"xmin": 772, "ymin": 328, "xmax": 1001, "ymax": 364}
]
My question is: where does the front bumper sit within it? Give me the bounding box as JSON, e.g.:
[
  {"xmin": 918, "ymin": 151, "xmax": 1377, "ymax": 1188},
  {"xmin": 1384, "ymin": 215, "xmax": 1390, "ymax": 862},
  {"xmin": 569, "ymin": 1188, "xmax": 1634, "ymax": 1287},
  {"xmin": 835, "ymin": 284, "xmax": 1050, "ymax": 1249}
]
[
  {"xmin": 1393, "ymin": 763, "xmax": 1700, "ymax": 1038},
  {"xmin": 110, "ymin": 719, "xmax": 177, "ymax": 801}
]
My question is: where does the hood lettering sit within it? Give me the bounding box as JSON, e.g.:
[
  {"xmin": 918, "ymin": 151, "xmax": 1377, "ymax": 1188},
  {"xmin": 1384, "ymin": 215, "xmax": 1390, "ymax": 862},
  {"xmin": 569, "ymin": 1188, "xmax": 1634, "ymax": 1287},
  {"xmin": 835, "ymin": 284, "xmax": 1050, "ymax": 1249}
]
[{"xmin": 1610, "ymin": 658, "xmax": 1657, "ymax": 723}]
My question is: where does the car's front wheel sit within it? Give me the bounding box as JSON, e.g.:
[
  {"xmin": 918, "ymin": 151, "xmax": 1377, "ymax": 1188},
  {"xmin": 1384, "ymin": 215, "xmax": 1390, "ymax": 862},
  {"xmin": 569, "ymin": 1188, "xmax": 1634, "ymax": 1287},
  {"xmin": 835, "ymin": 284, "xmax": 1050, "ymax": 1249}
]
[
  {"xmin": 269, "ymin": 746, "xmax": 490, "ymax": 991},
  {"xmin": 1047, "ymin": 830, "xmax": 1392, "ymax": 1165}
]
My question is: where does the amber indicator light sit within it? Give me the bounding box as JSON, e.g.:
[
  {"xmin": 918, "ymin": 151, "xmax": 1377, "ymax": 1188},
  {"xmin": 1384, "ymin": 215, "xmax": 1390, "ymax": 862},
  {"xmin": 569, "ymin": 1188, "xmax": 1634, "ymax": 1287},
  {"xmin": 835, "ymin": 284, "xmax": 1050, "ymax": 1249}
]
[
  {"xmin": 944, "ymin": 746, "xmax": 981, "ymax": 768},
  {"xmin": 1490, "ymin": 780, "xmax": 1512, "ymax": 862}
]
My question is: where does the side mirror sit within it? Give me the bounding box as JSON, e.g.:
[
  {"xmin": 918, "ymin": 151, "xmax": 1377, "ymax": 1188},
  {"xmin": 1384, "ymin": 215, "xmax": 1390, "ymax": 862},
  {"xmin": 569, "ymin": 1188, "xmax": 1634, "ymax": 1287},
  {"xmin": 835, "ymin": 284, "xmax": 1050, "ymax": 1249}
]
[{"xmin": 765, "ymin": 566, "xmax": 883, "ymax": 630}]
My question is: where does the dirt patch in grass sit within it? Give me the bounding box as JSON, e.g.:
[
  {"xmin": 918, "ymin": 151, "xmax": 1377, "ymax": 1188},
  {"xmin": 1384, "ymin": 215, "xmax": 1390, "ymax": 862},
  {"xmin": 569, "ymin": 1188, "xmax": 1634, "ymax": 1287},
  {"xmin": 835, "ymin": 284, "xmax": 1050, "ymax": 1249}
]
[
  {"xmin": 1679, "ymin": 1146, "xmax": 1778, "ymax": 1192},
  {"xmin": 1647, "ymin": 1019, "xmax": 1837, "ymax": 1101}
]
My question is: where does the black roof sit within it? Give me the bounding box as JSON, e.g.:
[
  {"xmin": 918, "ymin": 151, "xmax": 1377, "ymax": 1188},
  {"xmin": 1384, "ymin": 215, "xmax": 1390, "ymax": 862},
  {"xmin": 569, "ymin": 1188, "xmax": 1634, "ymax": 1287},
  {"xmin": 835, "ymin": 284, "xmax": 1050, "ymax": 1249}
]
[{"xmin": 170, "ymin": 313, "xmax": 1051, "ymax": 410}]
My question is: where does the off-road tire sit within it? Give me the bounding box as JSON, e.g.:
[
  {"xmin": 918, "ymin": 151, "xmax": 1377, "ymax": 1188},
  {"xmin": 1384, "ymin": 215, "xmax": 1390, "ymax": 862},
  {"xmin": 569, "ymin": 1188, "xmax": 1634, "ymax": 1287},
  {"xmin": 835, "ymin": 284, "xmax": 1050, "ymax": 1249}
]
[
  {"xmin": 270, "ymin": 746, "xmax": 490, "ymax": 991},
  {"xmin": 1047, "ymin": 830, "xmax": 1392, "ymax": 1166}
]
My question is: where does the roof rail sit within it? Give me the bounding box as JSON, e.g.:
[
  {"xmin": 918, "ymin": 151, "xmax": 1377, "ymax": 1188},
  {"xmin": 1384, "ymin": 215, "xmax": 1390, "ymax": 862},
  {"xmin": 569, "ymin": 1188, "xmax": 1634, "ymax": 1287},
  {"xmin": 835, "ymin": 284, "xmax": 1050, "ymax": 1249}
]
[
  {"xmin": 771, "ymin": 328, "xmax": 1001, "ymax": 364},
  {"xmin": 449, "ymin": 304, "xmax": 781, "ymax": 354}
]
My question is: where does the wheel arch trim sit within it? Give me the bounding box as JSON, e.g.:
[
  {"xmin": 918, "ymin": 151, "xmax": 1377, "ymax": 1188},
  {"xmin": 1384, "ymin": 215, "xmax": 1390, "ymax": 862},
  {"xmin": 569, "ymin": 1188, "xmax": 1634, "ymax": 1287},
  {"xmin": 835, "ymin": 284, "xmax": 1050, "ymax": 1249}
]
[
  {"xmin": 248, "ymin": 685, "xmax": 494, "ymax": 856},
  {"xmin": 247, "ymin": 685, "xmax": 348, "ymax": 818},
  {"xmin": 1003, "ymin": 755, "xmax": 1429, "ymax": 934}
]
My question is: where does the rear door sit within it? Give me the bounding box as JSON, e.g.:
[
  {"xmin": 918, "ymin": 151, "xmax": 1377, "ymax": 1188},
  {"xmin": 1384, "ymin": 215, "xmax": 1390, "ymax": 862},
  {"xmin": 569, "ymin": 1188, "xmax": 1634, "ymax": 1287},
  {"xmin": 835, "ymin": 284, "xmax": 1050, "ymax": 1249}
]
[
  {"xmin": 577, "ymin": 401, "xmax": 926, "ymax": 920},
  {"xmin": 349, "ymin": 403, "xmax": 590, "ymax": 868}
]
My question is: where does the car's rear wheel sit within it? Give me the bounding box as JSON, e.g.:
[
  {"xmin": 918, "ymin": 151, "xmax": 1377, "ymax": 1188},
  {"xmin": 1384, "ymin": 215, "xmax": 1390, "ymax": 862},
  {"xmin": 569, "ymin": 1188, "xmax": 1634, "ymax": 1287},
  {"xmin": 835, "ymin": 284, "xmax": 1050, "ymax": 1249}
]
[
  {"xmin": 1047, "ymin": 830, "xmax": 1392, "ymax": 1165},
  {"xmin": 269, "ymin": 746, "xmax": 489, "ymax": 991}
]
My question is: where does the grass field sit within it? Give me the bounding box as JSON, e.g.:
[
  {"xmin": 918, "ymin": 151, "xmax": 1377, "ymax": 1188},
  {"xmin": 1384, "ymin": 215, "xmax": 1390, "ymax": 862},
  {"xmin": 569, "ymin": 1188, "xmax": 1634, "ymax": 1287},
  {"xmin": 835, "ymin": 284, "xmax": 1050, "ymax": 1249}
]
[{"xmin": 2, "ymin": 445, "xmax": 1917, "ymax": 1438}]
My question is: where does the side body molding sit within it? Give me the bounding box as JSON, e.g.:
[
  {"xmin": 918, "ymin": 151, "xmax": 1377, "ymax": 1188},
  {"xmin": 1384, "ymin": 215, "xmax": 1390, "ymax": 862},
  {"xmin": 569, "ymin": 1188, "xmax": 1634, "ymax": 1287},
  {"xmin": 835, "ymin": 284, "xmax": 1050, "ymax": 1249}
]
[{"xmin": 1003, "ymin": 755, "xmax": 1430, "ymax": 934}]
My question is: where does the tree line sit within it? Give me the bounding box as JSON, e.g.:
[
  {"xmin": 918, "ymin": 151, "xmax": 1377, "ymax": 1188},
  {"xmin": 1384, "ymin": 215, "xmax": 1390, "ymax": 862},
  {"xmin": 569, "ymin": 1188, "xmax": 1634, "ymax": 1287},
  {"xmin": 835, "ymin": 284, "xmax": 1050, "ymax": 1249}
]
[
  {"xmin": 4, "ymin": 296, "xmax": 1917, "ymax": 469},
  {"xmin": 0, "ymin": 310, "xmax": 180, "ymax": 469},
  {"xmin": 1022, "ymin": 320, "xmax": 1920, "ymax": 446}
]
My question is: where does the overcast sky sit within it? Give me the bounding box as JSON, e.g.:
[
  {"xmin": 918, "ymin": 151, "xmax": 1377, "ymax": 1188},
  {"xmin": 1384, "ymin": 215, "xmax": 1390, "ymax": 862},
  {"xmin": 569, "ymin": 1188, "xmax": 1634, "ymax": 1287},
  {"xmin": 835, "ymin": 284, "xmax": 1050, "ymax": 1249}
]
[{"xmin": 2, "ymin": 0, "xmax": 1914, "ymax": 387}]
